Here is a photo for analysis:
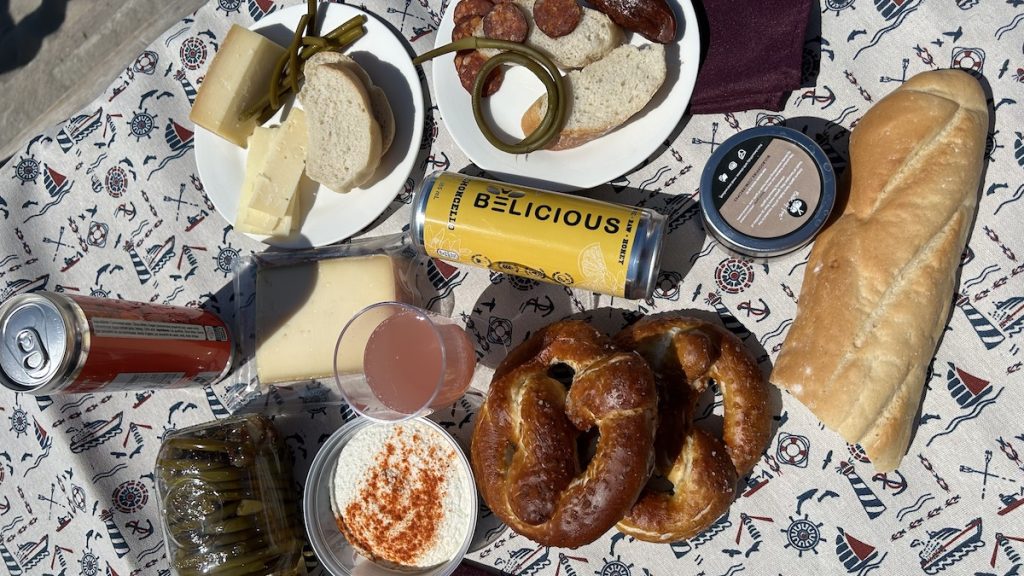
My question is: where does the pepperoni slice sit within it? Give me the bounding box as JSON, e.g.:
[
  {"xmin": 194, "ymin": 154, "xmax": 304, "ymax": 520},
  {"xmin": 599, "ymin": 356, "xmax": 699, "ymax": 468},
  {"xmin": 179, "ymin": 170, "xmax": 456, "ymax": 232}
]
[
  {"xmin": 533, "ymin": 0, "xmax": 582, "ymax": 38},
  {"xmin": 452, "ymin": 15, "xmax": 483, "ymax": 42},
  {"xmin": 456, "ymin": 50, "xmax": 504, "ymax": 97},
  {"xmin": 482, "ymin": 3, "xmax": 529, "ymax": 43},
  {"xmin": 454, "ymin": 0, "xmax": 494, "ymax": 24}
]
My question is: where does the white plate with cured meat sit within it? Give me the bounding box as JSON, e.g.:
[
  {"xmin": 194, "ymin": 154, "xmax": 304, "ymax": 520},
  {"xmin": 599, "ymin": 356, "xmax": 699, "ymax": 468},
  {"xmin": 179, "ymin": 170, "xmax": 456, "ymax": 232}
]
[
  {"xmin": 431, "ymin": 0, "xmax": 699, "ymax": 191},
  {"xmin": 196, "ymin": 3, "xmax": 424, "ymax": 248}
]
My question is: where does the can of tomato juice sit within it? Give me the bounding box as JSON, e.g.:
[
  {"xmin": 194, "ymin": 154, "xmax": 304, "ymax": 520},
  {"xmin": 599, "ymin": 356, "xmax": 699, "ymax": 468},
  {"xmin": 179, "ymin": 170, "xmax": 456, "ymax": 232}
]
[{"xmin": 0, "ymin": 292, "xmax": 233, "ymax": 395}]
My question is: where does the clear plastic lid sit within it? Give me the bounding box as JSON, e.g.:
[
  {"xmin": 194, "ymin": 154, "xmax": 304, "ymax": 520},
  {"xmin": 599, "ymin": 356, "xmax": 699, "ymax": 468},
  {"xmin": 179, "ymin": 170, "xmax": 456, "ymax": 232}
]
[{"xmin": 155, "ymin": 414, "xmax": 306, "ymax": 576}]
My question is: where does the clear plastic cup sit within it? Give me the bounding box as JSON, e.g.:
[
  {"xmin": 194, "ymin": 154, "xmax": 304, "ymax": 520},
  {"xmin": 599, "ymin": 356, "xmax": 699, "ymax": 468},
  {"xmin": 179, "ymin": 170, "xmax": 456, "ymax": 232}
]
[
  {"xmin": 303, "ymin": 417, "xmax": 477, "ymax": 576},
  {"xmin": 334, "ymin": 301, "xmax": 476, "ymax": 421}
]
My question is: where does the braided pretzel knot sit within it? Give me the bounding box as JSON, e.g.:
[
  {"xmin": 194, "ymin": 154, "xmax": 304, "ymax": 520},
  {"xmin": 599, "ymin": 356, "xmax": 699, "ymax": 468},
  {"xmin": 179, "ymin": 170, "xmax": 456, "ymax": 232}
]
[
  {"xmin": 471, "ymin": 320, "xmax": 658, "ymax": 548},
  {"xmin": 614, "ymin": 316, "xmax": 772, "ymax": 542}
]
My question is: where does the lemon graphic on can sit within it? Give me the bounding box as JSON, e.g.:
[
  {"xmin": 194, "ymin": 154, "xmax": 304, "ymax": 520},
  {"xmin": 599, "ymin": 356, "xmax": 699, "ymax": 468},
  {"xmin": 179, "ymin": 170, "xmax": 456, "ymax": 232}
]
[{"xmin": 580, "ymin": 243, "xmax": 617, "ymax": 293}]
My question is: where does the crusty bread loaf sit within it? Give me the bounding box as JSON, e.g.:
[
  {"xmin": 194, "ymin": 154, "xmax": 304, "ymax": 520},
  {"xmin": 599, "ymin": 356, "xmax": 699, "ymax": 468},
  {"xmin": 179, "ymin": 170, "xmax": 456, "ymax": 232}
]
[
  {"xmin": 521, "ymin": 43, "xmax": 665, "ymax": 150},
  {"xmin": 305, "ymin": 52, "xmax": 395, "ymax": 154},
  {"xmin": 299, "ymin": 53, "xmax": 383, "ymax": 192},
  {"xmin": 477, "ymin": 0, "xmax": 623, "ymax": 69},
  {"xmin": 770, "ymin": 69, "xmax": 989, "ymax": 472}
]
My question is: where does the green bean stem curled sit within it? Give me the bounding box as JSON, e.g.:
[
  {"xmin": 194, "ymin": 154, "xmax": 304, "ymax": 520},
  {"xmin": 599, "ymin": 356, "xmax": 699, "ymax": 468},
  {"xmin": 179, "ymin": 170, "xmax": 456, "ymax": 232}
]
[{"xmin": 413, "ymin": 37, "xmax": 566, "ymax": 154}]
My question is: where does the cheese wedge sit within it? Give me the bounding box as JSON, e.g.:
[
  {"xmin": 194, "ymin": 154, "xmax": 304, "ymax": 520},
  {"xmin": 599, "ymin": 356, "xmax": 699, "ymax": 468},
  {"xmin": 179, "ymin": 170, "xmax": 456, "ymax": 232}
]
[
  {"xmin": 190, "ymin": 25, "xmax": 284, "ymax": 147},
  {"xmin": 235, "ymin": 109, "xmax": 307, "ymax": 235},
  {"xmin": 255, "ymin": 255, "xmax": 405, "ymax": 384}
]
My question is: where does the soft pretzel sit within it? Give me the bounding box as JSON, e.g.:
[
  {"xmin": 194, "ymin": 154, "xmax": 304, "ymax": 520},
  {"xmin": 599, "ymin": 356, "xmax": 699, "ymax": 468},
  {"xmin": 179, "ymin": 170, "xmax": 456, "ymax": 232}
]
[
  {"xmin": 614, "ymin": 316, "xmax": 772, "ymax": 542},
  {"xmin": 471, "ymin": 320, "xmax": 658, "ymax": 548}
]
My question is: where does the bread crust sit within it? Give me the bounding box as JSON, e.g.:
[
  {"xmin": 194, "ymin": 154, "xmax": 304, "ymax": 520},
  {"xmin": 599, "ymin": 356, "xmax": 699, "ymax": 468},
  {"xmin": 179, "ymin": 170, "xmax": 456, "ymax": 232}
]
[
  {"xmin": 769, "ymin": 69, "xmax": 989, "ymax": 472},
  {"xmin": 300, "ymin": 54, "xmax": 382, "ymax": 192},
  {"xmin": 470, "ymin": 320, "xmax": 657, "ymax": 548},
  {"xmin": 614, "ymin": 316, "xmax": 772, "ymax": 542}
]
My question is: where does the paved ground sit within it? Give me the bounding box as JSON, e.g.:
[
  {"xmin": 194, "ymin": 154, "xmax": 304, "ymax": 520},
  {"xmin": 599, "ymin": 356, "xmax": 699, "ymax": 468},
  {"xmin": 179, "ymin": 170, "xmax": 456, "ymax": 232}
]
[{"xmin": 1, "ymin": 0, "xmax": 206, "ymax": 164}]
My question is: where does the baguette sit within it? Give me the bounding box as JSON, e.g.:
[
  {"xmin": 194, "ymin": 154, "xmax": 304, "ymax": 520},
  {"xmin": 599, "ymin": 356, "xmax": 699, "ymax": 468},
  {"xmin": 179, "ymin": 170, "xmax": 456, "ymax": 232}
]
[
  {"xmin": 521, "ymin": 43, "xmax": 665, "ymax": 150},
  {"xmin": 769, "ymin": 69, "xmax": 989, "ymax": 472}
]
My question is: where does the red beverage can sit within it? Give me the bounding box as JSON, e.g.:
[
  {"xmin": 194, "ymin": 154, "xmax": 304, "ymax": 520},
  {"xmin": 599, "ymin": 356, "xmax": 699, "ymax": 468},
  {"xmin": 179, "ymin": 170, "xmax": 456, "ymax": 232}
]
[{"xmin": 0, "ymin": 292, "xmax": 233, "ymax": 394}]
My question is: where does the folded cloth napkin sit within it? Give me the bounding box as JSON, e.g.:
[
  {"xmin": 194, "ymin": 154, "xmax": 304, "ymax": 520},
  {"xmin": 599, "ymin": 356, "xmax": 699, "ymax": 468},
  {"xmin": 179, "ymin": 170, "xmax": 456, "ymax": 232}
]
[{"xmin": 688, "ymin": 0, "xmax": 814, "ymax": 114}]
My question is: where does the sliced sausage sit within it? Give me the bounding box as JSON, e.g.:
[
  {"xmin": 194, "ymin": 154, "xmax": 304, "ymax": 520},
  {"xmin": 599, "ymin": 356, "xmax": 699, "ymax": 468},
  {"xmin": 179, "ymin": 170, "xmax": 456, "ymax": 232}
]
[
  {"xmin": 533, "ymin": 0, "xmax": 582, "ymax": 38},
  {"xmin": 589, "ymin": 0, "xmax": 676, "ymax": 43},
  {"xmin": 452, "ymin": 15, "xmax": 483, "ymax": 42},
  {"xmin": 453, "ymin": 0, "xmax": 494, "ymax": 25},
  {"xmin": 457, "ymin": 50, "xmax": 504, "ymax": 97},
  {"xmin": 482, "ymin": 3, "xmax": 529, "ymax": 43}
]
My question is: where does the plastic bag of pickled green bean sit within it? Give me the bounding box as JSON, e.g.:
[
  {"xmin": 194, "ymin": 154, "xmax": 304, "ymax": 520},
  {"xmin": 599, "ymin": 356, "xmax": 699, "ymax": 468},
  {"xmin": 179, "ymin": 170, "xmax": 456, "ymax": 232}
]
[{"xmin": 155, "ymin": 414, "xmax": 306, "ymax": 576}]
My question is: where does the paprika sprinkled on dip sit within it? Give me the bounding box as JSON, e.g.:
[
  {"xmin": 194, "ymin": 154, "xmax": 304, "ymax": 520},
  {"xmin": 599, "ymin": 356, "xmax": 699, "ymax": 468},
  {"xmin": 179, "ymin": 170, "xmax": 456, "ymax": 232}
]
[{"xmin": 330, "ymin": 419, "xmax": 475, "ymax": 571}]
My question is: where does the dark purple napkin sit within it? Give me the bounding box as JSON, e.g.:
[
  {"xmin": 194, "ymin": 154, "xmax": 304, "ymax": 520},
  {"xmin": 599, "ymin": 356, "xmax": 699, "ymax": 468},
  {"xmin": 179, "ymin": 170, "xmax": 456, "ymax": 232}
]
[{"xmin": 688, "ymin": 0, "xmax": 814, "ymax": 114}]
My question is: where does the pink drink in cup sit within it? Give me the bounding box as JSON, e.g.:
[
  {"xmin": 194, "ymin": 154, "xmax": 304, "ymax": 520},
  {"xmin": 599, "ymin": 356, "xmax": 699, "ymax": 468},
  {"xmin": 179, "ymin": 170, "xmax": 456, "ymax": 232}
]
[{"xmin": 334, "ymin": 302, "xmax": 476, "ymax": 421}]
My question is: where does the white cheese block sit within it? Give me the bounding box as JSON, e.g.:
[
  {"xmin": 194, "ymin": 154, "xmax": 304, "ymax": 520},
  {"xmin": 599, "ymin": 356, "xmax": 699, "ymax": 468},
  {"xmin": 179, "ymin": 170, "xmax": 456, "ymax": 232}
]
[
  {"xmin": 235, "ymin": 127, "xmax": 288, "ymax": 235},
  {"xmin": 189, "ymin": 25, "xmax": 285, "ymax": 147},
  {"xmin": 255, "ymin": 254, "xmax": 404, "ymax": 384},
  {"xmin": 235, "ymin": 109, "xmax": 306, "ymax": 234}
]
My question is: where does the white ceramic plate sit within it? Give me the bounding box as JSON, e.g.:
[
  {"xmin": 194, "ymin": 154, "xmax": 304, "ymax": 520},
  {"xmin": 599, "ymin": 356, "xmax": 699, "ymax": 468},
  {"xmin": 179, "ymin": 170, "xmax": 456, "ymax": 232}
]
[
  {"xmin": 432, "ymin": 0, "xmax": 699, "ymax": 191},
  {"xmin": 196, "ymin": 3, "xmax": 425, "ymax": 248}
]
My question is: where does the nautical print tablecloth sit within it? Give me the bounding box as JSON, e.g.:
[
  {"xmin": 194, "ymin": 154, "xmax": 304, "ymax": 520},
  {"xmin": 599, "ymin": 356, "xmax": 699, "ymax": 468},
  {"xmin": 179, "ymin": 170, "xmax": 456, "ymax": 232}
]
[{"xmin": 1, "ymin": 1, "xmax": 1022, "ymax": 575}]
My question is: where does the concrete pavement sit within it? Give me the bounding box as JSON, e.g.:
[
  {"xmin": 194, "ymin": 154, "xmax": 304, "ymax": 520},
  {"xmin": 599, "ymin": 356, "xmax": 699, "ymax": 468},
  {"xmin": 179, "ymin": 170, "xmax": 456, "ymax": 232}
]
[{"xmin": 1, "ymin": 0, "xmax": 206, "ymax": 164}]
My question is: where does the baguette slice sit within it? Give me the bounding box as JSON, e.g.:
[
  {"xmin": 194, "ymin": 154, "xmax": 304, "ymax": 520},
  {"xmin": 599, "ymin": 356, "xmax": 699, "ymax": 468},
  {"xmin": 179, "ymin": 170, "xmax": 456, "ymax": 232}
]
[
  {"xmin": 770, "ymin": 69, "xmax": 989, "ymax": 472},
  {"xmin": 521, "ymin": 43, "xmax": 665, "ymax": 150},
  {"xmin": 299, "ymin": 55, "xmax": 382, "ymax": 193},
  {"xmin": 304, "ymin": 52, "xmax": 395, "ymax": 154},
  {"xmin": 476, "ymin": 0, "xmax": 623, "ymax": 69}
]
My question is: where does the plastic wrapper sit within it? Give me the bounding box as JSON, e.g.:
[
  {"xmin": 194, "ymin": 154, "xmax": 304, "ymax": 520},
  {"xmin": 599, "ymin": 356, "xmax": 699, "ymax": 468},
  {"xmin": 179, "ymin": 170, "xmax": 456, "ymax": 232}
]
[
  {"xmin": 222, "ymin": 232, "xmax": 439, "ymax": 411},
  {"xmin": 155, "ymin": 414, "xmax": 305, "ymax": 576}
]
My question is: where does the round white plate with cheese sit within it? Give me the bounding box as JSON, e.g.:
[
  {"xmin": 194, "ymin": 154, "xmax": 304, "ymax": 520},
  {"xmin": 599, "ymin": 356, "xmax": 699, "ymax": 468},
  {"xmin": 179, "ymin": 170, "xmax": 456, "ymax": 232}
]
[
  {"xmin": 196, "ymin": 3, "xmax": 425, "ymax": 248},
  {"xmin": 432, "ymin": 0, "xmax": 699, "ymax": 191}
]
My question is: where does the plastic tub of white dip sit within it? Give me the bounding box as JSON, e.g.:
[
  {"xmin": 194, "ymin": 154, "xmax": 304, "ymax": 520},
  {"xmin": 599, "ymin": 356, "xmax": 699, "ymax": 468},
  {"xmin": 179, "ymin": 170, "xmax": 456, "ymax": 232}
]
[
  {"xmin": 304, "ymin": 417, "xmax": 477, "ymax": 576},
  {"xmin": 699, "ymin": 126, "xmax": 836, "ymax": 258}
]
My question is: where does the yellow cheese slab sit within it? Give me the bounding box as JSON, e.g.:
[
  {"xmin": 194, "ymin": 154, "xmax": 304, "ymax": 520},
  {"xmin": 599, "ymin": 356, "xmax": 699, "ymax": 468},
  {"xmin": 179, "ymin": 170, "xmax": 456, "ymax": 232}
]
[
  {"xmin": 255, "ymin": 255, "xmax": 403, "ymax": 384},
  {"xmin": 189, "ymin": 25, "xmax": 285, "ymax": 147}
]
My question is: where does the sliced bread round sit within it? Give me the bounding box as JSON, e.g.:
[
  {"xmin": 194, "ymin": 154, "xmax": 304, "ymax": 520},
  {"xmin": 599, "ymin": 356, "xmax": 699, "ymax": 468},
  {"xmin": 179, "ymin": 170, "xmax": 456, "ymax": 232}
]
[
  {"xmin": 304, "ymin": 52, "xmax": 395, "ymax": 155},
  {"xmin": 521, "ymin": 43, "xmax": 666, "ymax": 150},
  {"xmin": 300, "ymin": 56, "xmax": 382, "ymax": 193}
]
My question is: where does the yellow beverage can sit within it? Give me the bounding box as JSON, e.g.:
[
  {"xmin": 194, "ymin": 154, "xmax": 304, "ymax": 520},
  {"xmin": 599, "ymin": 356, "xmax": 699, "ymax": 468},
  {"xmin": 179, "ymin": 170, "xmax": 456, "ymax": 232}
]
[{"xmin": 411, "ymin": 172, "xmax": 667, "ymax": 299}]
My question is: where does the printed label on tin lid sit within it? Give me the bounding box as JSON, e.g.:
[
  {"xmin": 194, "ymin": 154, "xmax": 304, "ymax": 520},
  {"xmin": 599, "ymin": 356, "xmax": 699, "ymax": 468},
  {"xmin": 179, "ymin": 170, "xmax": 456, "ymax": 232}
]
[
  {"xmin": 421, "ymin": 173, "xmax": 644, "ymax": 297},
  {"xmin": 711, "ymin": 137, "xmax": 823, "ymax": 239}
]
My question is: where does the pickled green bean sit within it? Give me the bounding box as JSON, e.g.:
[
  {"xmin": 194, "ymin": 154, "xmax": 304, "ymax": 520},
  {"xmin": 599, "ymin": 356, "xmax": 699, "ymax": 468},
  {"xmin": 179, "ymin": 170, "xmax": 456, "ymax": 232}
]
[
  {"xmin": 165, "ymin": 437, "xmax": 235, "ymax": 453},
  {"xmin": 412, "ymin": 37, "xmax": 566, "ymax": 153},
  {"xmin": 305, "ymin": 0, "xmax": 316, "ymax": 36},
  {"xmin": 239, "ymin": 15, "xmax": 367, "ymax": 123}
]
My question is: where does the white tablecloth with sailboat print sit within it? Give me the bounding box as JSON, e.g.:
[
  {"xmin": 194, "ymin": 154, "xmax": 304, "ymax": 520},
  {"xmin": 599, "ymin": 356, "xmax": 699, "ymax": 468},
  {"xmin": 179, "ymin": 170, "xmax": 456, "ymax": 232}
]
[{"xmin": 1, "ymin": 0, "xmax": 1022, "ymax": 575}]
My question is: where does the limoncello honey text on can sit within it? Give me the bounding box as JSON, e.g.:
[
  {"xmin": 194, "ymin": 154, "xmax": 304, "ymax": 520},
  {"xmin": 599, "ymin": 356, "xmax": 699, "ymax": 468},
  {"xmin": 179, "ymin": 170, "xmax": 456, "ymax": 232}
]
[{"xmin": 411, "ymin": 172, "xmax": 666, "ymax": 299}]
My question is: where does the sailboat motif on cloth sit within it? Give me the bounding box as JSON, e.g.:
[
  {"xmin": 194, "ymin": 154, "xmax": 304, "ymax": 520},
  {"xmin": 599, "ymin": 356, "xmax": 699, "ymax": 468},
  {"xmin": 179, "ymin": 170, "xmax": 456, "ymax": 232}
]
[
  {"xmin": 57, "ymin": 107, "xmax": 103, "ymax": 152},
  {"xmin": 927, "ymin": 363, "xmax": 1003, "ymax": 446},
  {"xmin": 0, "ymin": 273, "xmax": 49, "ymax": 301},
  {"xmin": 993, "ymin": 295, "xmax": 1024, "ymax": 336},
  {"xmin": 835, "ymin": 528, "xmax": 887, "ymax": 575},
  {"xmin": 70, "ymin": 412, "xmax": 124, "ymax": 453},
  {"xmin": 16, "ymin": 535, "xmax": 48, "ymax": 571},
  {"xmin": 916, "ymin": 517, "xmax": 984, "ymax": 574}
]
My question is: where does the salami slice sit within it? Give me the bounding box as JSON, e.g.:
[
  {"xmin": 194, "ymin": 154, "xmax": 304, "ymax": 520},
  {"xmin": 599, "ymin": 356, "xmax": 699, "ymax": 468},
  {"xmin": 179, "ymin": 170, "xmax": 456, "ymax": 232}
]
[
  {"xmin": 533, "ymin": 0, "xmax": 582, "ymax": 38},
  {"xmin": 452, "ymin": 15, "xmax": 483, "ymax": 42},
  {"xmin": 482, "ymin": 3, "xmax": 529, "ymax": 43},
  {"xmin": 453, "ymin": 0, "xmax": 494, "ymax": 24},
  {"xmin": 456, "ymin": 50, "xmax": 504, "ymax": 97}
]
